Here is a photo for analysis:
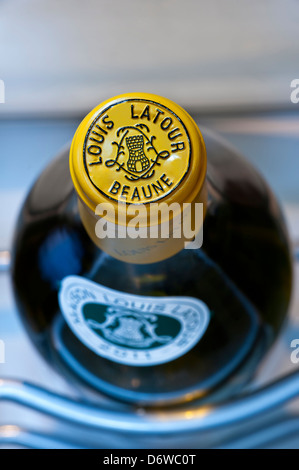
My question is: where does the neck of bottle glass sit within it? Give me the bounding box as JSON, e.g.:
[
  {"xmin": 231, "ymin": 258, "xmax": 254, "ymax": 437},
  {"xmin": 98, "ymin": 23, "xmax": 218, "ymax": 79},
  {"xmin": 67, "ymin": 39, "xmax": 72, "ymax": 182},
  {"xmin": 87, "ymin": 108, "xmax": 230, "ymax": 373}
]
[{"xmin": 76, "ymin": 178, "xmax": 207, "ymax": 265}]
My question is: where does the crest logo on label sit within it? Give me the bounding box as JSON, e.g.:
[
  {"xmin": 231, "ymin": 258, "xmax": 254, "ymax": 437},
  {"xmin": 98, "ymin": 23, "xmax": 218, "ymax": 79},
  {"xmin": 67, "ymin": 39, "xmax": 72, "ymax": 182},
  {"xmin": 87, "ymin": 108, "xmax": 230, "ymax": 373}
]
[
  {"xmin": 59, "ymin": 276, "xmax": 210, "ymax": 366},
  {"xmin": 83, "ymin": 304, "xmax": 177, "ymax": 349}
]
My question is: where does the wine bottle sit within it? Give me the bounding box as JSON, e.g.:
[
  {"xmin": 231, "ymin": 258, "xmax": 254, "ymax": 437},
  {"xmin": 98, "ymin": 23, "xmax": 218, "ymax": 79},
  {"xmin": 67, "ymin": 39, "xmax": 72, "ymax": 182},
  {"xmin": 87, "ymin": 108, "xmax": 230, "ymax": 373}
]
[{"xmin": 11, "ymin": 93, "xmax": 292, "ymax": 406}]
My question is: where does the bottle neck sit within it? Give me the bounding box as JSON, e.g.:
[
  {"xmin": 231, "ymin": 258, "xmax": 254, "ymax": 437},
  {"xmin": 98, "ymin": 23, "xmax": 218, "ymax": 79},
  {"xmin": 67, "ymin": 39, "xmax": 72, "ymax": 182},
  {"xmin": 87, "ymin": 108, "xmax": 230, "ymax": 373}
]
[
  {"xmin": 77, "ymin": 178, "xmax": 207, "ymax": 264},
  {"xmin": 69, "ymin": 93, "xmax": 208, "ymax": 263}
]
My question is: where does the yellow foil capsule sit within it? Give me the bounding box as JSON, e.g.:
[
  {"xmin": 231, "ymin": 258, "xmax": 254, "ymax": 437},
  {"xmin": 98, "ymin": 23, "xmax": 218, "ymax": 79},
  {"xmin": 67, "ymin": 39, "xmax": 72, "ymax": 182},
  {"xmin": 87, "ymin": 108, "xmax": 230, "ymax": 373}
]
[{"xmin": 70, "ymin": 93, "xmax": 207, "ymax": 263}]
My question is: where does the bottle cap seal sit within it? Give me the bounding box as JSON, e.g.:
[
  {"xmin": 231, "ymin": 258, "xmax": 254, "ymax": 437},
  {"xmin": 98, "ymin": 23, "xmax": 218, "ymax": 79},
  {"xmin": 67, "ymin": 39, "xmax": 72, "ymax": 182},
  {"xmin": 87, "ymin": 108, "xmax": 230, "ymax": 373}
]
[{"xmin": 70, "ymin": 93, "xmax": 207, "ymax": 263}]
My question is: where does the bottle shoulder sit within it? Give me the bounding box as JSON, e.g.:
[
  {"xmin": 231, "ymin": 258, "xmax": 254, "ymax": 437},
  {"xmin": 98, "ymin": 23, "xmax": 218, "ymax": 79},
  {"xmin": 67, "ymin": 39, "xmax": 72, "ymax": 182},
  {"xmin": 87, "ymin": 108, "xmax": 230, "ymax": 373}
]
[
  {"xmin": 18, "ymin": 130, "xmax": 279, "ymax": 223},
  {"xmin": 13, "ymin": 131, "xmax": 292, "ymax": 287},
  {"xmin": 11, "ymin": 130, "xmax": 293, "ymax": 385}
]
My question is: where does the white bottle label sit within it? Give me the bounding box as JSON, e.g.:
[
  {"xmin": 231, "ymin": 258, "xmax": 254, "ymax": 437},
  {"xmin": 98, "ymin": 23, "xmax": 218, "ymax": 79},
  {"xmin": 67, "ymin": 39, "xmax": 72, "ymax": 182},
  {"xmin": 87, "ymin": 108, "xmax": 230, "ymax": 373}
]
[{"xmin": 58, "ymin": 275, "xmax": 210, "ymax": 366}]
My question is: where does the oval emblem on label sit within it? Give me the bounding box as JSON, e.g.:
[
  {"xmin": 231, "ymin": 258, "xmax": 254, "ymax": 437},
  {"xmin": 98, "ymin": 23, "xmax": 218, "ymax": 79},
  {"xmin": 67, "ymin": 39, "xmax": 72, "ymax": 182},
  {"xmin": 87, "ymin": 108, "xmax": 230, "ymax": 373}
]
[{"xmin": 59, "ymin": 276, "xmax": 210, "ymax": 366}]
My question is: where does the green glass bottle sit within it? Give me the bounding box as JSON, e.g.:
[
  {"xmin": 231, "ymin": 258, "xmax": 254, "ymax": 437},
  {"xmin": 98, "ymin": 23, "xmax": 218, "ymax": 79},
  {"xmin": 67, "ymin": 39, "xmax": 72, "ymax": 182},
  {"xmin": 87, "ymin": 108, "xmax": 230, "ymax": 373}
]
[{"xmin": 11, "ymin": 93, "xmax": 292, "ymax": 406}]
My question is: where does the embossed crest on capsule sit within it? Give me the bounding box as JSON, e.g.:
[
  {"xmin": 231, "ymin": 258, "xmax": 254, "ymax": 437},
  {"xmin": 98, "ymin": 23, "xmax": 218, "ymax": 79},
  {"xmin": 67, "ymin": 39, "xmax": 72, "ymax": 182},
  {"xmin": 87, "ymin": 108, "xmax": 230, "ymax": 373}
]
[{"xmin": 83, "ymin": 99, "xmax": 192, "ymax": 204}]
